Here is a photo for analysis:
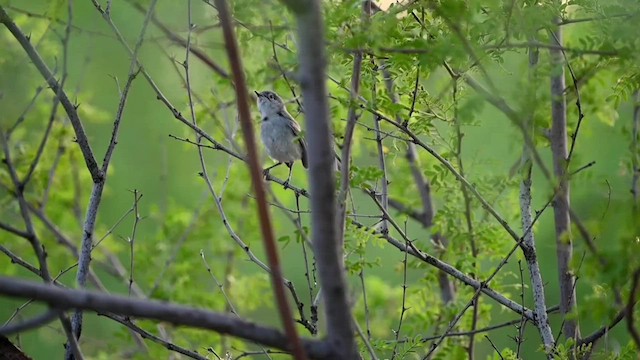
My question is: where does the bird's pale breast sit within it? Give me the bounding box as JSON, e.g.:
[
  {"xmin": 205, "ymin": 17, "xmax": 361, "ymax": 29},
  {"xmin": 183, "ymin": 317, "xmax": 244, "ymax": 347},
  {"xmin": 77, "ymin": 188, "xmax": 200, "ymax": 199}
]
[{"xmin": 261, "ymin": 117, "xmax": 302, "ymax": 163}]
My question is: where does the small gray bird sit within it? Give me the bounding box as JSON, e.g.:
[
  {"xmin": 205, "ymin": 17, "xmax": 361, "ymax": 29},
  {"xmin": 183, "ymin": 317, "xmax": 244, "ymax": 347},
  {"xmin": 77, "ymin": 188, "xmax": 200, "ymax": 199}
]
[{"xmin": 255, "ymin": 90, "xmax": 308, "ymax": 186}]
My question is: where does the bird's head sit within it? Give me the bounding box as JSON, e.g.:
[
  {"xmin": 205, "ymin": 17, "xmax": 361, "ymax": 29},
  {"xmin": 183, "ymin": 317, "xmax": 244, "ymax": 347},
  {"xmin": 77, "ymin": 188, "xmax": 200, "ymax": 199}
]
[{"xmin": 255, "ymin": 90, "xmax": 285, "ymax": 116}]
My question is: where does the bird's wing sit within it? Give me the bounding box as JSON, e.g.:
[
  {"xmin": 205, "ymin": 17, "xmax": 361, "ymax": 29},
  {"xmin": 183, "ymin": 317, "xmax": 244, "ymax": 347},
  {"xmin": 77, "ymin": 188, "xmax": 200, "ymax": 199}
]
[{"xmin": 280, "ymin": 111, "xmax": 308, "ymax": 169}]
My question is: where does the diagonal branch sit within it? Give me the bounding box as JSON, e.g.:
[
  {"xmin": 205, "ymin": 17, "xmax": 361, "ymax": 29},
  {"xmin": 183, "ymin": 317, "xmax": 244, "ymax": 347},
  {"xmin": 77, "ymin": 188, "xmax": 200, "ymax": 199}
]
[
  {"xmin": 0, "ymin": 6, "xmax": 101, "ymax": 183},
  {"xmin": 362, "ymin": 192, "xmax": 536, "ymax": 321},
  {"xmin": 213, "ymin": 0, "xmax": 306, "ymax": 359}
]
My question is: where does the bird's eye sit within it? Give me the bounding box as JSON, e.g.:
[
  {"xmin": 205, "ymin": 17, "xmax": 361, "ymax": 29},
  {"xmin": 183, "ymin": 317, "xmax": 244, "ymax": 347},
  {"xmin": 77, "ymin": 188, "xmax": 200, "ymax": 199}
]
[{"xmin": 268, "ymin": 94, "xmax": 274, "ymax": 99}]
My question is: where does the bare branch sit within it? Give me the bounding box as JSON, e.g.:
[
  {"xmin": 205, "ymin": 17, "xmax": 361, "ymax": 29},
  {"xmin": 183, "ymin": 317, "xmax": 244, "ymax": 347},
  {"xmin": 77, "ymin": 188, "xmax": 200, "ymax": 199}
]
[
  {"xmin": 7, "ymin": 84, "xmax": 45, "ymax": 137},
  {"xmin": 578, "ymin": 299, "xmax": 637, "ymax": 347},
  {"xmin": 0, "ymin": 310, "xmax": 58, "ymax": 335},
  {"xmin": 483, "ymin": 42, "xmax": 618, "ymax": 56},
  {"xmin": 214, "ymin": 0, "xmax": 306, "ymax": 358},
  {"xmin": 390, "ymin": 235, "xmax": 410, "ymax": 360},
  {"xmin": 0, "ymin": 276, "xmax": 332, "ymax": 359},
  {"xmin": 280, "ymin": 0, "xmax": 358, "ymax": 358},
  {"xmin": 70, "ymin": 0, "xmax": 153, "ymax": 350},
  {"xmin": 549, "ymin": 18, "xmax": 579, "ymax": 340},
  {"xmin": 518, "ymin": 42, "xmax": 555, "ymax": 356}
]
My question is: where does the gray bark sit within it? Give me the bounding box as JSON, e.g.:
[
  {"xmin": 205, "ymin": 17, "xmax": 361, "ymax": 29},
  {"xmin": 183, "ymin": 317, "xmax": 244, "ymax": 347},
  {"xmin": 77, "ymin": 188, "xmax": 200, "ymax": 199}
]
[
  {"xmin": 284, "ymin": 0, "xmax": 358, "ymax": 358},
  {"xmin": 549, "ymin": 22, "xmax": 580, "ymax": 340}
]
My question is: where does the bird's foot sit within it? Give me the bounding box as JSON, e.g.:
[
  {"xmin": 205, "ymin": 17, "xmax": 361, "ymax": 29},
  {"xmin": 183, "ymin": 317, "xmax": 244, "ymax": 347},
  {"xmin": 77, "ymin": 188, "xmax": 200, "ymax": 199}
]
[{"xmin": 262, "ymin": 168, "xmax": 270, "ymax": 180}]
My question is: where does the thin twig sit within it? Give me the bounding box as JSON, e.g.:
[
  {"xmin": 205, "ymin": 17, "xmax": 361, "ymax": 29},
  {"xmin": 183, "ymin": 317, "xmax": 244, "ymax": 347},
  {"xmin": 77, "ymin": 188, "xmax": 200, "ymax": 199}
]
[
  {"xmin": 127, "ymin": 190, "xmax": 143, "ymax": 297},
  {"xmin": 337, "ymin": 46, "xmax": 364, "ymax": 243},
  {"xmin": 515, "ymin": 261, "xmax": 527, "ymax": 357},
  {"xmin": 125, "ymin": 0, "xmax": 229, "ymax": 78},
  {"xmin": 632, "ymin": 91, "xmax": 640, "ymax": 209},
  {"xmin": 7, "ymin": 84, "xmax": 46, "ymax": 136},
  {"xmin": 0, "ymin": 310, "xmax": 59, "ymax": 335},
  {"xmin": 352, "ymin": 314, "xmax": 379, "ymax": 360},
  {"xmin": 100, "ymin": 313, "xmax": 207, "ymax": 360},
  {"xmin": 390, "ymin": 234, "xmax": 411, "ymax": 360},
  {"xmin": 484, "ymin": 335, "xmax": 504, "ymax": 360},
  {"xmin": 452, "ymin": 79, "xmax": 479, "ymax": 358}
]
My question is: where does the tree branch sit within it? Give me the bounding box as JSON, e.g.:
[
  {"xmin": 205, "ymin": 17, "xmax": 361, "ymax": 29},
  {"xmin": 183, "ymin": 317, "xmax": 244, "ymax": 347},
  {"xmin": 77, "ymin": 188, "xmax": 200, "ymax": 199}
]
[
  {"xmin": 0, "ymin": 276, "xmax": 332, "ymax": 359},
  {"xmin": 213, "ymin": 0, "xmax": 306, "ymax": 358},
  {"xmin": 69, "ymin": 1, "xmax": 151, "ymax": 352}
]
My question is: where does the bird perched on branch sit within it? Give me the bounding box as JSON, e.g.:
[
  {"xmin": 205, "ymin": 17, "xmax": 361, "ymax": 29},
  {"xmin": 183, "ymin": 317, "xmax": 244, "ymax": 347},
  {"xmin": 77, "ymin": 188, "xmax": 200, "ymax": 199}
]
[{"xmin": 255, "ymin": 90, "xmax": 308, "ymax": 187}]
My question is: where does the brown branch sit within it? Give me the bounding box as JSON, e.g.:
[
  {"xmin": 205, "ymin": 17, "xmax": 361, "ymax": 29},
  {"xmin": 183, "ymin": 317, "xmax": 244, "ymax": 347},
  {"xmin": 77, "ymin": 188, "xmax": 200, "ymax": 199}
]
[
  {"xmin": 452, "ymin": 80, "xmax": 480, "ymax": 357},
  {"xmin": 213, "ymin": 0, "xmax": 306, "ymax": 359}
]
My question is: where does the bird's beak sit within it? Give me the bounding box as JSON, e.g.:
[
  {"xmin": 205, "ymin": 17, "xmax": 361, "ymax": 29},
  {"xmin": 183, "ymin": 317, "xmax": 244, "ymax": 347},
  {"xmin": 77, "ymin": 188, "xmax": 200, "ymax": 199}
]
[{"xmin": 254, "ymin": 91, "xmax": 262, "ymax": 98}]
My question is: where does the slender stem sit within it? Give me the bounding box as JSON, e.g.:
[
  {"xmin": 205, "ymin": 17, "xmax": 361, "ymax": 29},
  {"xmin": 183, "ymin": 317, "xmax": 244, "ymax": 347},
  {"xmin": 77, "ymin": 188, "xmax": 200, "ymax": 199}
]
[
  {"xmin": 337, "ymin": 49, "xmax": 363, "ymax": 241},
  {"xmin": 390, "ymin": 236, "xmax": 410, "ymax": 359},
  {"xmin": 632, "ymin": 91, "xmax": 640, "ymax": 210}
]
